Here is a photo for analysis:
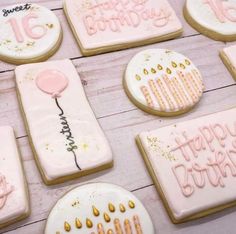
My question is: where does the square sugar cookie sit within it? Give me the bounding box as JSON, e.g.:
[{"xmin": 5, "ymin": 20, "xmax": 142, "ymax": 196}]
[
  {"xmin": 0, "ymin": 126, "xmax": 30, "ymax": 228},
  {"xmin": 15, "ymin": 59, "xmax": 113, "ymax": 185},
  {"xmin": 137, "ymin": 108, "xmax": 236, "ymax": 223},
  {"xmin": 63, "ymin": 0, "xmax": 183, "ymax": 56}
]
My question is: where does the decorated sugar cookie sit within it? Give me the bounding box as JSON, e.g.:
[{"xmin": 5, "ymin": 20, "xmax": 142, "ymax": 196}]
[
  {"xmin": 137, "ymin": 107, "xmax": 236, "ymax": 223},
  {"xmin": 15, "ymin": 59, "xmax": 113, "ymax": 185},
  {"xmin": 0, "ymin": 3, "xmax": 62, "ymax": 64},
  {"xmin": 184, "ymin": 0, "xmax": 236, "ymax": 41},
  {"xmin": 45, "ymin": 183, "xmax": 155, "ymax": 234},
  {"xmin": 0, "ymin": 126, "xmax": 30, "ymax": 228},
  {"xmin": 63, "ymin": 0, "xmax": 183, "ymax": 56},
  {"xmin": 124, "ymin": 49, "xmax": 204, "ymax": 116}
]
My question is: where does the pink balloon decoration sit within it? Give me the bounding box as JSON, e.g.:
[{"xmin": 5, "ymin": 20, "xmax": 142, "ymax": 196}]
[{"xmin": 36, "ymin": 69, "xmax": 69, "ymax": 98}]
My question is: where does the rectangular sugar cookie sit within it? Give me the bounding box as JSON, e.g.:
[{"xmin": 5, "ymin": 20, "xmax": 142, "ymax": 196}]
[
  {"xmin": 137, "ymin": 108, "xmax": 236, "ymax": 223},
  {"xmin": 220, "ymin": 45, "xmax": 236, "ymax": 81},
  {"xmin": 15, "ymin": 59, "xmax": 113, "ymax": 185},
  {"xmin": 0, "ymin": 126, "xmax": 30, "ymax": 228},
  {"xmin": 63, "ymin": 0, "xmax": 183, "ymax": 56}
]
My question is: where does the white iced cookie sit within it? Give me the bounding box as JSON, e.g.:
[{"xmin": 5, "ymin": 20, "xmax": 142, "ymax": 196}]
[
  {"xmin": 0, "ymin": 126, "xmax": 30, "ymax": 229},
  {"xmin": 0, "ymin": 3, "xmax": 62, "ymax": 64},
  {"xmin": 124, "ymin": 49, "xmax": 204, "ymax": 116},
  {"xmin": 45, "ymin": 183, "xmax": 154, "ymax": 234},
  {"xmin": 184, "ymin": 0, "xmax": 236, "ymax": 41}
]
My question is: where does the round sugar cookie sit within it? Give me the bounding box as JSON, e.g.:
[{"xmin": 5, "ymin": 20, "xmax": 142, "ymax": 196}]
[
  {"xmin": 45, "ymin": 183, "xmax": 155, "ymax": 234},
  {"xmin": 124, "ymin": 49, "xmax": 204, "ymax": 116},
  {"xmin": 0, "ymin": 3, "xmax": 62, "ymax": 64},
  {"xmin": 184, "ymin": 0, "xmax": 236, "ymax": 41}
]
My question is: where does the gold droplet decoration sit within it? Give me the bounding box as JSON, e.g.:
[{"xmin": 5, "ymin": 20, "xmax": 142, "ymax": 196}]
[
  {"xmin": 92, "ymin": 205, "xmax": 100, "ymax": 216},
  {"xmin": 135, "ymin": 74, "xmax": 141, "ymax": 81},
  {"xmin": 143, "ymin": 69, "xmax": 148, "ymax": 75},
  {"xmin": 166, "ymin": 68, "xmax": 172, "ymax": 74},
  {"xmin": 172, "ymin": 61, "xmax": 177, "ymax": 68},
  {"xmin": 128, "ymin": 200, "xmax": 135, "ymax": 209},
  {"xmin": 119, "ymin": 203, "xmax": 126, "ymax": 213},
  {"xmin": 180, "ymin": 63, "xmax": 186, "ymax": 69},
  {"xmin": 108, "ymin": 203, "xmax": 116, "ymax": 212},
  {"xmin": 185, "ymin": 59, "xmax": 191, "ymax": 65},
  {"xmin": 151, "ymin": 68, "xmax": 156, "ymax": 73},
  {"xmin": 103, "ymin": 212, "xmax": 111, "ymax": 222},
  {"xmin": 157, "ymin": 64, "xmax": 163, "ymax": 70},
  {"xmin": 86, "ymin": 218, "xmax": 93, "ymax": 228},
  {"xmin": 75, "ymin": 218, "xmax": 82, "ymax": 229},
  {"xmin": 64, "ymin": 222, "xmax": 71, "ymax": 232}
]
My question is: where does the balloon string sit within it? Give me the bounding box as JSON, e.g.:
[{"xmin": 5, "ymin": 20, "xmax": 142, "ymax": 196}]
[{"xmin": 55, "ymin": 98, "xmax": 81, "ymax": 171}]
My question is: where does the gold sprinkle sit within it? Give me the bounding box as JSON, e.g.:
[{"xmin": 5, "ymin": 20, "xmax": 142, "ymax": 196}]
[
  {"xmin": 128, "ymin": 200, "xmax": 135, "ymax": 209},
  {"xmin": 64, "ymin": 222, "xmax": 71, "ymax": 232},
  {"xmin": 151, "ymin": 68, "xmax": 156, "ymax": 73},
  {"xmin": 75, "ymin": 218, "xmax": 82, "ymax": 229},
  {"xmin": 92, "ymin": 205, "xmax": 100, "ymax": 216},
  {"xmin": 143, "ymin": 69, "xmax": 148, "ymax": 75},
  {"xmin": 103, "ymin": 212, "xmax": 111, "ymax": 222},
  {"xmin": 185, "ymin": 59, "xmax": 191, "ymax": 65},
  {"xmin": 157, "ymin": 64, "xmax": 163, "ymax": 70},
  {"xmin": 86, "ymin": 218, "xmax": 93, "ymax": 228},
  {"xmin": 108, "ymin": 203, "xmax": 115, "ymax": 212},
  {"xmin": 172, "ymin": 61, "xmax": 177, "ymax": 68},
  {"xmin": 135, "ymin": 74, "xmax": 141, "ymax": 81},
  {"xmin": 119, "ymin": 204, "xmax": 126, "ymax": 213},
  {"xmin": 180, "ymin": 63, "xmax": 186, "ymax": 69},
  {"xmin": 166, "ymin": 68, "xmax": 172, "ymax": 74}
]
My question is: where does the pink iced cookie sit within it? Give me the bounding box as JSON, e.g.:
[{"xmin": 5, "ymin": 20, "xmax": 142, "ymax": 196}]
[{"xmin": 63, "ymin": 0, "xmax": 183, "ymax": 56}]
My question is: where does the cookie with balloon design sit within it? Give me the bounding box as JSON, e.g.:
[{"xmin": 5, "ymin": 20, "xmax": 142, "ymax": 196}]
[
  {"xmin": 184, "ymin": 0, "xmax": 236, "ymax": 41},
  {"xmin": 0, "ymin": 126, "xmax": 30, "ymax": 229},
  {"xmin": 124, "ymin": 49, "xmax": 204, "ymax": 116},
  {"xmin": 0, "ymin": 3, "xmax": 62, "ymax": 64},
  {"xmin": 15, "ymin": 59, "xmax": 113, "ymax": 185}
]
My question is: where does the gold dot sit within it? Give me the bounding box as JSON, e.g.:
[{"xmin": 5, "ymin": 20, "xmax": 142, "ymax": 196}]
[
  {"xmin": 64, "ymin": 222, "xmax": 71, "ymax": 232},
  {"xmin": 103, "ymin": 212, "xmax": 111, "ymax": 222},
  {"xmin": 86, "ymin": 218, "xmax": 93, "ymax": 228},
  {"xmin": 119, "ymin": 204, "xmax": 126, "ymax": 213},
  {"xmin": 128, "ymin": 200, "xmax": 135, "ymax": 209},
  {"xmin": 75, "ymin": 218, "xmax": 82, "ymax": 229},
  {"xmin": 108, "ymin": 203, "xmax": 115, "ymax": 212},
  {"xmin": 135, "ymin": 74, "xmax": 141, "ymax": 81},
  {"xmin": 92, "ymin": 205, "xmax": 100, "ymax": 216}
]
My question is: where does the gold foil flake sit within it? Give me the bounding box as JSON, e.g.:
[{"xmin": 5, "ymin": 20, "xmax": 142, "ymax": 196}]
[
  {"xmin": 75, "ymin": 218, "xmax": 82, "ymax": 229},
  {"xmin": 180, "ymin": 63, "xmax": 186, "ymax": 69},
  {"xmin": 82, "ymin": 143, "xmax": 88, "ymax": 150},
  {"xmin": 108, "ymin": 203, "xmax": 115, "ymax": 212},
  {"xmin": 46, "ymin": 23, "xmax": 54, "ymax": 28},
  {"xmin": 128, "ymin": 200, "xmax": 135, "ymax": 209},
  {"xmin": 64, "ymin": 222, "xmax": 71, "ymax": 232},
  {"xmin": 157, "ymin": 64, "xmax": 163, "ymax": 70},
  {"xmin": 166, "ymin": 68, "xmax": 172, "ymax": 74},
  {"xmin": 185, "ymin": 59, "xmax": 191, "ymax": 65},
  {"xmin": 26, "ymin": 41, "xmax": 35, "ymax": 47},
  {"xmin": 86, "ymin": 218, "xmax": 93, "ymax": 228},
  {"xmin": 103, "ymin": 212, "xmax": 111, "ymax": 222},
  {"xmin": 151, "ymin": 68, "xmax": 156, "ymax": 73},
  {"xmin": 71, "ymin": 200, "xmax": 79, "ymax": 207},
  {"xmin": 135, "ymin": 74, "xmax": 141, "ymax": 81},
  {"xmin": 172, "ymin": 61, "xmax": 177, "ymax": 68},
  {"xmin": 143, "ymin": 69, "xmax": 149, "ymax": 75},
  {"xmin": 92, "ymin": 205, "xmax": 100, "ymax": 216},
  {"xmin": 119, "ymin": 204, "xmax": 126, "ymax": 213}
]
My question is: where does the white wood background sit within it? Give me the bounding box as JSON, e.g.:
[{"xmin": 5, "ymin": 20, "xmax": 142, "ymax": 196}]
[{"xmin": 0, "ymin": 0, "xmax": 236, "ymax": 233}]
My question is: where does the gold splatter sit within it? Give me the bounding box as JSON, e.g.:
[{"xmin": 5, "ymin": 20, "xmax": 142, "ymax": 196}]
[
  {"xmin": 166, "ymin": 68, "xmax": 172, "ymax": 74},
  {"xmin": 108, "ymin": 203, "xmax": 115, "ymax": 212},
  {"xmin": 172, "ymin": 61, "xmax": 177, "ymax": 68},
  {"xmin": 185, "ymin": 59, "xmax": 191, "ymax": 65},
  {"xmin": 135, "ymin": 74, "xmax": 141, "ymax": 81},
  {"xmin": 157, "ymin": 64, "xmax": 163, "ymax": 70},
  {"xmin": 64, "ymin": 222, "xmax": 71, "ymax": 232},
  {"xmin": 107, "ymin": 229, "xmax": 114, "ymax": 234},
  {"xmin": 103, "ymin": 212, "xmax": 111, "ymax": 222},
  {"xmin": 75, "ymin": 218, "xmax": 82, "ymax": 229},
  {"xmin": 119, "ymin": 204, "xmax": 126, "ymax": 213},
  {"xmin": 180, "ymin": 63, "xmax": 186, "ymax": 69},
  {"xmin": 92, "ymin": 205, "xmax": 100, "ymax": 216},
  {"xmin": 86, "ymin": 218, "xmax": 93, "ymax": 228},
  {"xmin": 128, "ymin": 200, "xmax": 135, "ymax": 209},
  {"xmin": 151, "ymin": 68, "xmax": 156, "ymax": 73},
  {"xmin": 143, "ymin": 69, "xmax": 148, "ymax": 75}
]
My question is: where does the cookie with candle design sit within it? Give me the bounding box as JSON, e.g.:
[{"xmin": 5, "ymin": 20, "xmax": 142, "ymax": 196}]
[
  {"xmin": 0, "ymin": 126, "xmax": 30, "ymax": 228},
  {"xmin": 63, "ymin": 0, "xmax": 183, "ymax": 56},
  {"xmin": 45, "ymin": 183, "xmax": 154, "ymax": 233},
  {"xmin": 184, "ymin": 0, "xmax": 236, "ymax": 41},
  {"xmin": 0, "ymin": 3, "xmax": 62, "ymax": 64},
  {"xmin": 124, "ymin": 49, "xmax": 204, "ymax": 116},
  {"xmin": 15, "ymin": 59, "xmax": 113, "ymax": 185},
  {"xmin": 220, "ymin": 44, "xmax": 236, "ymax": 80},
  {"xmin": 137, "ymin": 107, "xmax": 236, "ymax": 223}
]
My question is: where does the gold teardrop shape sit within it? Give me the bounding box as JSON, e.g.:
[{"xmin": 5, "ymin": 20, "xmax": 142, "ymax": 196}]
[
  {"xmin": 108, "ymin": 203, "xmax": 115, "ymax": 212},
  {"xmin": 128, "ymin": 200, "xmax": 135, "ymax": 209},
  {"xmin": 157, "ymin": 64, "xmax": 163, "ymax": 70},
  {"xmin": 119, "ymin": 203, "xmax": 126, "ymax": 213},
  {"xmin": 103, "ymin": 212, "xmax": 111, "ymax": 222},
  {"xmin": 107, "ymin": 229, "xmax": 114, "ymax": 234},
  {"xmin": 180, "ymin": 63, "xmax": 186, "ymax": 69},
  {"xmin": 151, "ymin": 68, "xmax": 156, "ymax": 73},
  {"xmin": 172, "ymin": 61, "xmax": 177, "ymax": 68},
  {"xmin": 75, "ymin": 218, "xmax": 82, "ymax": 229},
  {"xmin": 135, "ymin": 74, "xmax": 141, "ymax": 81},
  {"xmin": 185, "ymin": 59, "xmax": 191, "ymax": 65},
  {"xmin": 64, "ymin": 222, "xmax": 71, "ymax": 232},
  {"xmin": 166, "ymin": 68, "xmax": 172, "ymax": 74},
  {"xmin": 92, "ymin": 205, "xmax": 100, "ymax": 216},
  {"xmin": 143, "ymin": 69, "xmax": 148, "ymax": 75},
  {"xmin": 86, "ymin": 218, "xmax": 93, "ymax": 228}
]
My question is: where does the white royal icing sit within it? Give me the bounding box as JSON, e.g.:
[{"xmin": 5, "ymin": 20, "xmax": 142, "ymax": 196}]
[
  {"xmin": 0, "ymin": 126, "xmax": 29, "ymax": 226},
  {"xmin": 138, "ymin": 108, "xmax": 236, "ymax": 221},
  {"xmin": 15, "ymin": 59, "xmax": 113, "ymax": 184},
  {"xmin": 0, "ymin": 3, "xmax": 61, "ymax": 62},
  {"xmin": 125, "ymin": 49, "xmax": 204, "ymax": 114},
  {"xmin": 223, "ymin": 44, "xmax": 236, "ymax": 70},
  {"xmin": 45, "ymin": 183, "xmax": 154, "ymax": 233}
]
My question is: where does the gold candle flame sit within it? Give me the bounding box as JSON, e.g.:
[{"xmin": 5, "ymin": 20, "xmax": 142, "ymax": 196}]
[
  {"xmin": 108, "ymin": 203, "xmax": 115, "ymax": 212},
  {"xmin": 151, "ymin": 68, "xmax": 156, "ymax": 73},
  {"xmin": 157, "ymin": 64, "xmax": 163, "ymax": 70},
  {"xmin": 172, "ymin": 61, "xmax": 177, "ymax": 68},
  {"xmin": 128, "ymin": 200, "xmax": 135, "ymax": 209},
  {"xmin": 180, "ymin": 63, "xmax": 186, "ymax": 69},
  {"xmin": 92, "ymin": 205, "xmax": 100, "ymax": 216},
  {"xmin": 166, "ymin": 68, "xmax": 172, "ymax": 74},
  {"xmin": 75, "ymin": 218, "xmax": 82, "ymax": 229},
  {"xmin": 135, "ymin": 74, "xmax": 141, "ymax": 81},
  {"xmin": 86, "ymin": 218, "xmax": 93, "ymax": 228},
  {"xmin": 185, "ymin": 59, "xmax": 191, "ymax": 65},
  {"xmin": 64, "ymin": 222, "xmax": 71, "ymax": 232},
  {"xmin": 103, "ymin": 212, "xmax": 111, "ymax": 222},
  {"xmin": 143, "ymin": 69, "xmax": 148, "ymax": 75},
  {"xmin": 119, "ymin": 204, "xmax": 126, "ymax": 213}
]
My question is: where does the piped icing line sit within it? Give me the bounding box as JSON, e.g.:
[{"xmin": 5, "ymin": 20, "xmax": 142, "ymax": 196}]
[
  {"xmin": 192, "ymin": 69, "xmax": 205, "ymax": 91},
  {"xmin": 133, "ymin": 215, "xmax": 143, "ymax": 234},
  {"xmin": 114, "ymin": 218, "xmax": 123, "ymax": 234},
  {"xmin": 140, "ymin": 85, "xmax": 154, "ymax": 108},
  {"xmin": 124, "ymin": 219, "xmax": 132, "ymax": 234},
  {"xmin": 0, "ymin": 174, "xmax": 14, "ymax": 209},
  {"xmin": 186, "ymin": 72, "xmax": 203, "ymax": 96}
]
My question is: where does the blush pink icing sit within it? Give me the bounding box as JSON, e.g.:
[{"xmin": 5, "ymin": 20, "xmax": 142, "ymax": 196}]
[
  {"xmin": 0, "ymin": 174, "xmax": 14, "ymax": 209},
  {"xmin": 36, "ymin": 69, "xmax": 69, "ymax": 98},
  {"xmin": 7, "ymin": 18, "xmax": 24, "ymax": 43}
]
